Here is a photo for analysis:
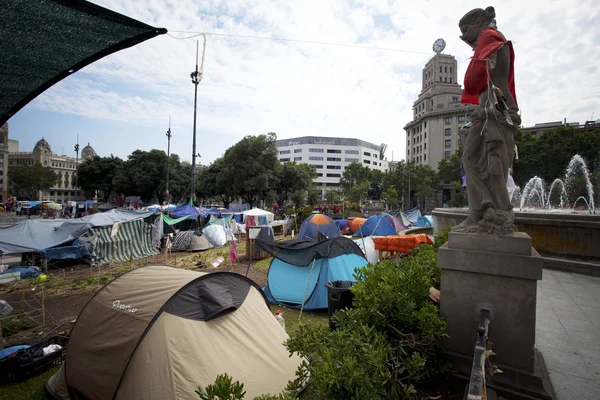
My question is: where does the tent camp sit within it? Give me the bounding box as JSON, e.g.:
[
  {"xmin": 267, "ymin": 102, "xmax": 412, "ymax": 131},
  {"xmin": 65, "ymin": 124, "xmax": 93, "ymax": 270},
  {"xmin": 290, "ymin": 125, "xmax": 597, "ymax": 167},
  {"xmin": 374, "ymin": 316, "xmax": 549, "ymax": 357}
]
[
  {"xmin": 46, "ymin": 265, "xmax": 302, "ymax": 400},
  {"xmin": 259, "ymin": 235, "xmax": 368, "ymax": 310},
  {"xmin": 242, "ymin": 208, "xmax": 274, "ymax": 226},
  {"xmin": 352, "ymin": 215, "xmax": 397, "ymax": 237},
  {"xmin": 382, "ymin": 213, "xmax": 408, "ymax": 232},
  {"xmin": 298, "ymin": 214, "xmax": 340, "ymax": 240}
]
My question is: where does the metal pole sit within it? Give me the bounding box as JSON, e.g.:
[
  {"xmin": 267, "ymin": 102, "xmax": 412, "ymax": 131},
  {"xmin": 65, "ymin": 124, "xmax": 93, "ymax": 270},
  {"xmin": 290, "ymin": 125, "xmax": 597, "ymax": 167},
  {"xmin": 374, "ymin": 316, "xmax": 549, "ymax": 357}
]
[
  {"xmin": 408, "ymin": 166, "xmax": 411, "ymax": 209},
  {"xmin": 190, "ymin": 41, "xmax": 200, "ymax": 203},
  {"xmin": 166, "ymin": 115, "xmax": 172, "ymax": 204},
  {"xmin": 74, "ymin": 134, "xmax": 79, "ymax": 199}
]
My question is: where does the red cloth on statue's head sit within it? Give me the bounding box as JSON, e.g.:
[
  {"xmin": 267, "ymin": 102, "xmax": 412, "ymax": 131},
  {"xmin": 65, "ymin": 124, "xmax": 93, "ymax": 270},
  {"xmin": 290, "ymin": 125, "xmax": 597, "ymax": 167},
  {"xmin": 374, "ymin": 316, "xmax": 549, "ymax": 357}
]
[{"xmin": 461, "ymin": 28, "xmax": 517, "ymax": 106}]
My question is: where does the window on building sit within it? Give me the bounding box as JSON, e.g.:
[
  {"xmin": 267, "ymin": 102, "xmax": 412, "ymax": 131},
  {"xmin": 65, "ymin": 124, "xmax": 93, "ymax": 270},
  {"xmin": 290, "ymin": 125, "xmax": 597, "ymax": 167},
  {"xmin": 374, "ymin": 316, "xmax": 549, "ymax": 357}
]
[
  {"xmin": 312, "ymin": 164, "xmax": 323, "ymax": 169},
  {"xmin": 445, "ymin": 151, "xmax": 451, "ymax": 158},
  {"xmin": 445, "ymin": 140, "xmax": 451, "ymax": 148},
  {"xmin": 309, "ymin": 156, "xmax": 323, "ymax": 161},
  {"xmin": 326, "ymin": 165, "xmax": 341, "ymax": 169},
  {"xmin": 326, "ymin": 157, "xmax": 341, "ymax": 162},
  {"xmin": 439, "ymin": 66, "xmax": 442, "ymax": 73},
  {"xmin": 326, "ymin": 173, "xmax": 341, "ymax": 178},
  {"xmin": 316, "ymin": 173, "xmax": 323, "ymax": 177},
  {"xmin": 327, "ymin": 149, "xmax": 341, "ymax": 154},
  {"xmin": 50, "ymin": 191, "xmax": 54, "ymax": 196},
  {"xmin": 345, "ymin": 149, "xmax": 359, "ymax": 154},
  {"xmin": 445, "ymin": 117, "xmax": 452, "ymax": 124},
  {"xmin": 444, "ymin": 77, "xmax": 447, "ymax": 83},
  {"xmin": 424, "ymin": 143, "xmax": 427, "ymax": 150},
  {"xmin": 373, "ymin": 154, "xmax": 377, "ymax": 158},
  {"xmin": 363, "ymin": 160, "xmax": 371, "ymax": 164},
  {"xmin": 294, "ymin": 156, "xmax": 302, "ymax": 161},
  {"xmin": 424, "ymin": 154, "xmax": 427, "ymax": 161},
  {"xmin": 363, "ymin": 151, "xmax": 371, "ymax": 157},
  {"xmin": 424, "ymin": 121, "xmax": 427, "ymax": 128},
  {"xmin": 458, "ymin": 115, "xmax": 465, "ymax": 123},
  {"xmin": 280, "ymin": 158, "xmax": 290, "ymax": 162},
  {"xmin": 325, "ymin": 183, "xmax": 340, "ymax": 187},
  {"xmin": 450, "ymin": 67, "xmax": 452, "ymax": 74},
  {"xmin": 445, "ymin": 128, "xmax": 451, "ymax": 136},
  {"xmin": 452, "ymin": 97, "xmax": 459, "ymax": 103},
  {"xmin": 444, "ymin": 66, "xmax": 447, "ymax": 73},
  {"xmin": 449, "ymin": 77, "xmax": 452, "ymax": 83},
  {"xmin": 424, "ymin": 132, "xmax": 427, "ymax": 139},
  {"xmin": 407, "ymin": 140, "xmax": 410, "ymax": 146},
  {"xmin": 309, "ymin": 148, "xmax": 323, "ymax": 153},
  {"xmin": 280, "ymin": 150, "xmax": 290, "ymax": 155},
  {"xmin": 345, "ymin": 158, "xmax": 359, "ymax": 162},
  {"xmin": 294, "ymin": 149, "xmax": 302, "ymax": 153}
]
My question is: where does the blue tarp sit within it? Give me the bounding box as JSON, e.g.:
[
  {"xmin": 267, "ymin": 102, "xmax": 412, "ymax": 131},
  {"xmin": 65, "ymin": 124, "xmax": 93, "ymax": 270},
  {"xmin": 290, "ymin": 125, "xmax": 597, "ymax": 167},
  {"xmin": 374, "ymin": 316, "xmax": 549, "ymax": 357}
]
[
  {"xmin": 2, "ymin": 266, "xmax": 40, "ymax": 279},
  {"xmin": 404, "ymin": 207, "xmax": 422, "ymax": 225},
  {"xmin": 0, "ymin": 345, "xmax": 30, "ymax": 360},
  {"xmin": 171, "ymin": 204, "xmax": 200, "ymax": 220},
  {"xmin": 41, "ymin": 241, "xmax": 90, "ymax": 260},
  {"xmin": 263, "ymin": 253, "xmax": 367, "ymax": 310},
  {"xmin": 352, "ymin": 215, "xmax": 397, "ymax": 237},
  {"xmin": 23, "ymin": 201, "xmax": 42, "ymax": 207}
]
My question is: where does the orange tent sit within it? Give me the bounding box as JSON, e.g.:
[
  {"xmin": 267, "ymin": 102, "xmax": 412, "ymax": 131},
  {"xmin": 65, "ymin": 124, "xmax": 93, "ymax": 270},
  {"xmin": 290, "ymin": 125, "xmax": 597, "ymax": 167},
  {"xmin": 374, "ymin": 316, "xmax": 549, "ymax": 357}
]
[{"xmin": 350, "ymin": 218, "xmax": 367, "ymax": 234}]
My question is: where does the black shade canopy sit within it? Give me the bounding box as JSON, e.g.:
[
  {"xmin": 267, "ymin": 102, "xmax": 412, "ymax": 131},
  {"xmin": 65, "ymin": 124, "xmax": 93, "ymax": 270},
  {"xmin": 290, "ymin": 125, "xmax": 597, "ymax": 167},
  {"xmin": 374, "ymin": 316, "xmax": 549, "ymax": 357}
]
[{"xmin": 0, "ymin": 0, "xmax": 167, "ymax": 125}]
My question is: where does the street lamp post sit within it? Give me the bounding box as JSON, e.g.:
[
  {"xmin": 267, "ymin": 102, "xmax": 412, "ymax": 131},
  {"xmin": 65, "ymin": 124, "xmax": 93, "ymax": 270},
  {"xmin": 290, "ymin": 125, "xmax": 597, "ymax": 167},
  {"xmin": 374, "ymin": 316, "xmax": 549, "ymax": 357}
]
[
  {"xmin": 74, "ymin": 134, "xmax": 80, "ymax": 199},
  {"xmin": 190, "ymin": 40, "xmax": 201, "ymax": 203},
  {"xmin": 165, "ymin": 116, "xmax": 172, "ymax": 205}
]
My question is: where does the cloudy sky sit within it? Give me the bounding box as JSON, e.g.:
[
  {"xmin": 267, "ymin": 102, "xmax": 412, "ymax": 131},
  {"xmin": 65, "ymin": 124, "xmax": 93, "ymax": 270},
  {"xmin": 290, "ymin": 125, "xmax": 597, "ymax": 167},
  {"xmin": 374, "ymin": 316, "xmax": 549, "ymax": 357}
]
[{"xmin": 7, "ymin": 0, "xmax": 600, "ymax": 164}]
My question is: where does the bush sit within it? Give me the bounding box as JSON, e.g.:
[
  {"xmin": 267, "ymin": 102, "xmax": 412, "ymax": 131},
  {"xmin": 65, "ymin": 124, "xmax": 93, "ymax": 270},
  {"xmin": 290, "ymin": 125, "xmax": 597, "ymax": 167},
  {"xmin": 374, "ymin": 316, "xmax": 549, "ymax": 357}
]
[
  {"xmin": 195, "ymin": 373, "xmax": 297, "ymax": 400},
  {"xmin": 285, "ymin": 242, "xmax": 449, "ymax": 400}
]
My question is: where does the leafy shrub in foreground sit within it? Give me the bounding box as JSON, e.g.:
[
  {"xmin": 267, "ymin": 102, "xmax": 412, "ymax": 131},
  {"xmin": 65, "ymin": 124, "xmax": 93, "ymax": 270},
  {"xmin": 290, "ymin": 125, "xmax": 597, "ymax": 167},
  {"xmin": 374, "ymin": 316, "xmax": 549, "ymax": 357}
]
[{"xmin": 285, "ymin": 242, "xmax": 449, "ymax": 399}]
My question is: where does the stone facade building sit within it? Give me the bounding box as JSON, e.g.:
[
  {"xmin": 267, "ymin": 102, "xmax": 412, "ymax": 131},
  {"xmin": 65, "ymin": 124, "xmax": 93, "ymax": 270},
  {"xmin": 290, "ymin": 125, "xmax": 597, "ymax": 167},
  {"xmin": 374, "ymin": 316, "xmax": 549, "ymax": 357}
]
[
  {"xmin": 403, "ymin": 53, "xmax": 477, "ymax": 170},
  {"xmin": 8, "ymin": 137, "xmax": 97, "ymax": 203}
]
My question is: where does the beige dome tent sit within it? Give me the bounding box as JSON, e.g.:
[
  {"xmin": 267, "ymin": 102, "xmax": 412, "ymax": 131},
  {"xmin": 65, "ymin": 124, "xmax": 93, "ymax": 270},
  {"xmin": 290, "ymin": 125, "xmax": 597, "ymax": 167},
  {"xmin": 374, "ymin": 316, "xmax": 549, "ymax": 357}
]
[{"xmin": 46, "ymin": 265, "xmax": 302, "ymax": 400}]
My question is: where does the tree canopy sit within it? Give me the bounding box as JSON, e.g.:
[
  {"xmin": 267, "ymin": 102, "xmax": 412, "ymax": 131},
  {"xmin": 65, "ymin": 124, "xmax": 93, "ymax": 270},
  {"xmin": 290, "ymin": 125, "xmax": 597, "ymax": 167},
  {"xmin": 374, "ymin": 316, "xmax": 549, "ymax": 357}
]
[
  {"xmin": 8, "ymin": 163, "xmax": 57, "ymax": 199},
  {"xmin": 78, "ymin": 156, "xmax": 124, "ymax": 202},
  {"xmin": 276, "ymin": 161, "xmax": 317, "ymax": 205}
]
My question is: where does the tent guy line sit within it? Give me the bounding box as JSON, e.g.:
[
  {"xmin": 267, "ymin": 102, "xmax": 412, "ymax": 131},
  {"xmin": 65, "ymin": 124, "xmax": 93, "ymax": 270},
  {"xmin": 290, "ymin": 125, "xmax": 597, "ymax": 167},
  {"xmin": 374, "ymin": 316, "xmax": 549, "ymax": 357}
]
[{"xmin": 167, "ymin": 30, "xmax": 433, "ymax": 55}]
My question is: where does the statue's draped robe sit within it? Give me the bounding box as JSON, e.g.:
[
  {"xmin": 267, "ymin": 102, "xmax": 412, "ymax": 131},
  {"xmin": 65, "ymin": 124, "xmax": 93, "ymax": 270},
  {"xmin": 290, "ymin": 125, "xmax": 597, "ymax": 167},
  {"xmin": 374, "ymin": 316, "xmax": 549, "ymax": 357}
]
[{"xmin": 460, "ymin": 27, "xmax": 519, "ymax": 214}]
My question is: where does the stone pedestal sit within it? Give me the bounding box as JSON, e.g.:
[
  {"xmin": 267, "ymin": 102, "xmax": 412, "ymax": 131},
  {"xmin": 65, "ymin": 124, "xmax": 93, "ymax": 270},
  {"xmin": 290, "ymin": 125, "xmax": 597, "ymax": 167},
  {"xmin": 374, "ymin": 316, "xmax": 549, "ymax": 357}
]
[
  {"xmin": 363, "ymin": 200, "xmax": 385, "ymax": 215},
  {"xmin": 439, "ymin": 232, "xmax": 554, "ymax": 399}
]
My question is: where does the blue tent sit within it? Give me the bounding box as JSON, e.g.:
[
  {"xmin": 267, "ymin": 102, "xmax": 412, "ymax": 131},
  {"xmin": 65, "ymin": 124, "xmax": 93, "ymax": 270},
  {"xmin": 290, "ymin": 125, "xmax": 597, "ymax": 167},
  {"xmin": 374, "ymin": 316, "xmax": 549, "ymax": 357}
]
[
  {"xmin": 260, "ymin": 236, "xmax": 368, "ymax": 310},
  {"xmin": 298, "ymin": 214, "xmax": 341, "ymax": 240},
  {"xmin": 336, "ymin": 219, "xmax": 348, "ymax": 231},
  {"xmin": 404, "ymin": 207, "xmax": 422, "ymax": 225},
  {"xmin": 170, "ymin": 204, "xmax": 200, "ymax": 220},
  {"xmin": 417, "ymin": 215, "xmax": 433, "ymax": 227},
  {"xmin": 352, "ymin": 215, "xmax": 396, "ymax": 237}
]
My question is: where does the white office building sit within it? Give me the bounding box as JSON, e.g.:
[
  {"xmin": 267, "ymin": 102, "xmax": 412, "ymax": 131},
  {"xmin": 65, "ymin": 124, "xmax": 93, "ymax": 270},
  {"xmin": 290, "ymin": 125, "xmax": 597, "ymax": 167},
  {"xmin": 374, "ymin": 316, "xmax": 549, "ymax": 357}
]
[{"xmin": 275, "ymin": 136, "xmax": 388, "ymax": 199}]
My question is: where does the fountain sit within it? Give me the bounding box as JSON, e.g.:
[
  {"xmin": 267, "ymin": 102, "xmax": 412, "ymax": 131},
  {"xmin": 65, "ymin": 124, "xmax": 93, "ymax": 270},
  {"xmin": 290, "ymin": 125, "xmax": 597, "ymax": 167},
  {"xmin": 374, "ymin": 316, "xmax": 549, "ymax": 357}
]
[
  {"xmin": 434, "ymin": 154, "xmax": 600, "ymax": 260},
  {"xmin": 519, "ymin": 155, "xmax": 596, "ymax": 213}
]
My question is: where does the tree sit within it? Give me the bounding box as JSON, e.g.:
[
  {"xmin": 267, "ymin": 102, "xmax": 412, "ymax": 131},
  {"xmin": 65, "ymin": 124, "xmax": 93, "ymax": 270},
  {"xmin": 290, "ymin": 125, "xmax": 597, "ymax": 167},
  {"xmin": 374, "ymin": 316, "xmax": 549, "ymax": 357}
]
[
  {"xmin": 276, "ymin": 162, "xmax": 317, "ymax": 205},
  {"xmin": 325, "ymin": 189, "xmax": 341, "ymax": 204},
  {"xmin": 77, "ymin": 156, "xmax": 124, "ymax": 202},
  {"xmin": 113, "ymin": 149, "xmax": 168, "ymax": 203},
  {"xmin": 339, "ymin": 162, "xmax": 373, "ymax": 195},
  {"xmin": 383, "ymin": 186, "xmax": 398, "ymax": 209},
  {"xmin": 307, "ymin": 189, "xmax": 321, "ymax": 206},
  {"xmin": 291, "ymin": 190, "xmax": 306, "ymax": 207},
  {"xmin": 348, "ymin": 181, "xmax": 370, "ymax": 204},
  {"xmin": 223, "ymin": 133, "xmax": 281, "ymax": 208},
  {"xmin": 8, "ymin": 163, "xmax": 57, "ymax": 199},
  {"xmin": 413, "ymin": 165, "xmax": 438, "ymax": 209},
  {"xmin": 197, "ymin": 157, "xmax": 237, "ymax": 208},
  {"xmin": 437, "ymin": 151, "xmax": 462, "ymax": 184}
]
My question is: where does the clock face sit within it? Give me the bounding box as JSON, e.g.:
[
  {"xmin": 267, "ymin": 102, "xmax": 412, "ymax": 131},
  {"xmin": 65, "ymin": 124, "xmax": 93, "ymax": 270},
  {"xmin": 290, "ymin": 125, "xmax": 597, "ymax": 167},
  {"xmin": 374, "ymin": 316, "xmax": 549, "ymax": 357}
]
[{"xmin": 433, "ymin": 38, "xmax": 446, "ymax": 53}]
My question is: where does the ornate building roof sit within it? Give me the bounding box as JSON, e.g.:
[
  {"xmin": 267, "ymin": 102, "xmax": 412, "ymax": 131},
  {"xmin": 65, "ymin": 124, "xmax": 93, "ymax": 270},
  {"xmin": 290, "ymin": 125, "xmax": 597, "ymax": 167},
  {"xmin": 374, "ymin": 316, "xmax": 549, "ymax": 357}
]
[
  {"xmin": 81, "ymin": 143, "xmax": 97, "ymax": 158},
  {"xmin": 34, "ymin": 137, "xmax": 51, "ymax": 152}
]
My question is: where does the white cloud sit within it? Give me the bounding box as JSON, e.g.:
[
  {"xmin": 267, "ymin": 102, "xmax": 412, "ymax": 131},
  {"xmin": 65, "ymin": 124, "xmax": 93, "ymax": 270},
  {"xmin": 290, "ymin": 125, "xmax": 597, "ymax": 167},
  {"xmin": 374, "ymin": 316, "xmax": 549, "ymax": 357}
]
[{"xmin": 21, "ymin": 0, "xmax": 600, "ymax": 164}]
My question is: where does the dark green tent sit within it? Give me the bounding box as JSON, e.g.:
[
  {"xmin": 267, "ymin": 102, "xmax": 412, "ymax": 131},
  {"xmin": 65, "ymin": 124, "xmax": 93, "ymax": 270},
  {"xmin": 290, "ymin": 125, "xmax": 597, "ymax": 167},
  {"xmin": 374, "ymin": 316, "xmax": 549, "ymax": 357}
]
[{"xmin": 0, "ymin": 0, "xmax": 167, "ymax": 125}]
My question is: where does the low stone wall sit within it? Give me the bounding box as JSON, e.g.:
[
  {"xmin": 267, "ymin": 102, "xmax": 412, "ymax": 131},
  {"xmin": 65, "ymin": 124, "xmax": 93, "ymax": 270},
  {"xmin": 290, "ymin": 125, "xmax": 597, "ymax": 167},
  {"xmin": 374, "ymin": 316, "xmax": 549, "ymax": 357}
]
[{"xmin": 432, "ymin": 208, "xmax": 600, "ymax": 260}]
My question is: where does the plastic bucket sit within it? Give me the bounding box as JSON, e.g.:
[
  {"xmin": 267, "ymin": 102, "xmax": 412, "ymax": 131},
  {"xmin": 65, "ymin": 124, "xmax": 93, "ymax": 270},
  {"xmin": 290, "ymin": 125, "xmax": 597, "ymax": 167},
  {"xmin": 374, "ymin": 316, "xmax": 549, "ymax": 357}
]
[{"xmin": 325, "ymin": 280, "xmax": 354, "ymax": 330}]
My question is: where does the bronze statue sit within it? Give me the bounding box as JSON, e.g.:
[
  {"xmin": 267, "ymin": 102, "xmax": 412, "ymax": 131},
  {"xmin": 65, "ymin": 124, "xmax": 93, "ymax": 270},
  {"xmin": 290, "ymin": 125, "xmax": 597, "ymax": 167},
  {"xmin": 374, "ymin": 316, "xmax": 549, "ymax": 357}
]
[{"xmin": 454, "ymin": 6, "xmax": 520, "ymax": 234}]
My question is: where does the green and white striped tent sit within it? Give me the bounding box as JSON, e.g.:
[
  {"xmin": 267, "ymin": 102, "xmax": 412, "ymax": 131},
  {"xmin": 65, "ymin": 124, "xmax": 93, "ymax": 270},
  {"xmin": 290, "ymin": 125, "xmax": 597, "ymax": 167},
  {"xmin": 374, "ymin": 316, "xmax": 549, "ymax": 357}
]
[{"xmin": 86, "ymin": 218, "xmax": 159, "ymax": 264}]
